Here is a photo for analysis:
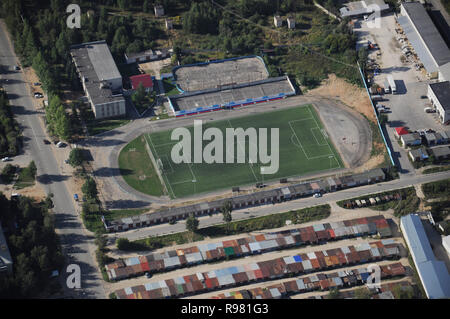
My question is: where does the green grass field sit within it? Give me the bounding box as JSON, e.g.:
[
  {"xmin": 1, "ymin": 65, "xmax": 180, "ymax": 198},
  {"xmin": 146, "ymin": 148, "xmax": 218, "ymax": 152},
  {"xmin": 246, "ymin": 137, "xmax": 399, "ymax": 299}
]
[
  {"xmin": 143, "ymin": 105, "xmax": 342, "ymax": 198},
  {"xmin": 118, "ymin": 136, "xmax": 165, "ymax": 196}
]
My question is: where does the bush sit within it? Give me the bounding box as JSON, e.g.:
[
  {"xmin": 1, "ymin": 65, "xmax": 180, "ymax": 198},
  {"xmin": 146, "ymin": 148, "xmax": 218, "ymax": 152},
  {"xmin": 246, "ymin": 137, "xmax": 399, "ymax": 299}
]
[
  {"xmin": 68, "ymin": 148, "xmax": 84, "ymax": 167},
  {"xmin": 1, "ymin": 164, "xmax": 16, "ymax": 184},
  {"xmin": 422, "ymin": 178, "xmax": 450, "ymax": 199},
  {"xmin": 81, "ymin": 176, "xmax": 98, "ymax": 200}
]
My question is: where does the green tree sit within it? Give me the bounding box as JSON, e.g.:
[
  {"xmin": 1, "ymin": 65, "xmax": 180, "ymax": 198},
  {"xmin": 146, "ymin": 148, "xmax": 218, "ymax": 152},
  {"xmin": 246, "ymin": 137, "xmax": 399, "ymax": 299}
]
[
  {"xmin": 221, "ymin": 201, "xmax": 233, "ymax": 233},
  {"xmin": 82, "ymin": 176, "xmax": 98, "ymax": 200},
  {"xmin": 392, "ymin": 284, "xmax": 414, "ymax": 299},
  {"xmin": 328, "ymin": 287, "xmax": 340, "ymax": 299},
  {"xmin": 28, "ymin": 161, "xmax": 37, "ymax": 179},
  {"xmin": 186, "ymin": 214, "xmax": 199, "ymax": 233},
  {"xmin": 116, "ymin": 238, "xmax": 131, "ymax": 250},
  {"xmin": 353, "ymin": 287, "xmax": 372, "ymax": 299},
  {"xmin": 68, "ymin": 148, "xmax": 84, "ymax": 167}
]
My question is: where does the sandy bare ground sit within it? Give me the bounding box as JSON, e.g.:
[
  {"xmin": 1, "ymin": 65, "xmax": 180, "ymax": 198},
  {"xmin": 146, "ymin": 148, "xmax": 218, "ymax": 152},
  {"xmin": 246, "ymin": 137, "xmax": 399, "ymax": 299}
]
[
  {"xmin": 307, "ymin": 74, "xmax": 375, "ymax": 123},
  {"xmin": 307, "ymin": 74, "xmax": 386, "ymax": 171}
]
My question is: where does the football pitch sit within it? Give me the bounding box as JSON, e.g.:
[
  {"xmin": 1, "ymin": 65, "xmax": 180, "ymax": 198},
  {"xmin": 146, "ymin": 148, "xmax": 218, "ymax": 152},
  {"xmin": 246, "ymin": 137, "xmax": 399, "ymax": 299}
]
[{"xmin": 144, "ymin": 105, "xmax": 343, "ymax": 198}]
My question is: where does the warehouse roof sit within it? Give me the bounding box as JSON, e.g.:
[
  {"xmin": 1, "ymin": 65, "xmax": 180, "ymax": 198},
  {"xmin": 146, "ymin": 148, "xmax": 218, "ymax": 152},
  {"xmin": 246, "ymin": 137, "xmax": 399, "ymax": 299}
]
[
  {"xmin": 399, "ymin": 2, "xmax": 450, "ymax": 73},
  {"xmin": 400, "ymin": 214, "xmax": 450, "ymax": 299},
  {"xmin": 429, "ymin": 81, "xmax": 450, "ymax": 111},
  {"xmin": 430, "ymin": 146, "xmax": 450, "ymax": 158},
  {"xmin": 70, "ymin": 41, "xmax": 124, "ymax": 106},
  {"xmin": 340, "ymin": 0, "xmax": 389, "ymax": 17}
]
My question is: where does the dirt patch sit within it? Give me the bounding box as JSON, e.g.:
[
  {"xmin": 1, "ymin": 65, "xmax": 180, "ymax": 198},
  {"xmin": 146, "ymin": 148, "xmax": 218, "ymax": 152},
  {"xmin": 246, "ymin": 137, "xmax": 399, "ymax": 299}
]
[{"xmin": 307, "ymin": 74, "xmax": 376, "ymax": 123}]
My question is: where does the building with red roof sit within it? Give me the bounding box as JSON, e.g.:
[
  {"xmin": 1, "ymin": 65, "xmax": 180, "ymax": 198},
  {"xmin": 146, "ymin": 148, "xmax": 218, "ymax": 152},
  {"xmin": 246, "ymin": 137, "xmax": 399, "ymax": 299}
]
[
  {"xmin": 394, "ymin": 126, "xmax": 409, "ymax": 137},
  {"xmin": 130, "ymin": 74, "xmax": 153, "ymax": 92}
]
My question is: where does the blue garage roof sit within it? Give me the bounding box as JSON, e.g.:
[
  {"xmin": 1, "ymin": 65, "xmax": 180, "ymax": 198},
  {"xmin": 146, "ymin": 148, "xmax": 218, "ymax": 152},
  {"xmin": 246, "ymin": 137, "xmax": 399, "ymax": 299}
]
[{"xmin": 401, "ymin": 214, "xmax": 450, "ymax": 299}]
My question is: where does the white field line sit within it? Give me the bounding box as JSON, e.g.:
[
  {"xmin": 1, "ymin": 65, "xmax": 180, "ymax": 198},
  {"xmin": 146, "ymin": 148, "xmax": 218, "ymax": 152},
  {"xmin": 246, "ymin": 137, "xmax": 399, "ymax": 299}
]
[
  {"xmin": 145, "ymin": 133, "xmax": 176, "ymax": 198},
  {"xmin": 306, "ymin": 107, "xmax": 341, "ymax": 168},
  {"xmin": 288, "ymin": 119, "xmax": 334, "ymax": 161},
  {"xmin": 227, "ymin": 119, "xmax": 259, "ymax": 182},
  {"xmin": 160, "ymin": 154, "xmax": 175, "ymax": 174},
  {"xmin": 310, "ymin": 127, "xmax": 328, "ymax": 146}
]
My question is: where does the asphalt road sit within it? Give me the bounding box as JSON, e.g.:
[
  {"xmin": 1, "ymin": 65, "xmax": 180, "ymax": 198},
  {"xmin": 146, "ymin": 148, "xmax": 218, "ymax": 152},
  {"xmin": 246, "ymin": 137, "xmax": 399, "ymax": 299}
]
[
  {"xmin": 0, "ymin": 21, "xmax": 105, "ymax": 299},
  {"xmin": 108, "ymin": 169, "xmax": 450, "ymax": 242}
]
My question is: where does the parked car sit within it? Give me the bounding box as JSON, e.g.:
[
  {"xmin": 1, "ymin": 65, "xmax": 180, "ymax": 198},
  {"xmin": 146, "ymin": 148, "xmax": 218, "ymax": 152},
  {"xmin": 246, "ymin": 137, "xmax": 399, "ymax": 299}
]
[
  {"xmin": 14, "ymin": 65, "xmax": 20, "ymax": 70},
  {"xmin": 74, "ymin": 194, "xmax": 79, "ymax": 201},
  {"xmin": 1, "ymin": 157, "xmax": 11, "ymax": 162},
  {"xmin": 33, "ymin": 82, "xmax": 41, "ymax": 86},
  {"xmin": 145, "ymin": 272, "xmax": 152, "ymax": 279},
  {"xmin": 420, "ymin": 95, "xmax": 427, "ymax": 99},
  {"xmin": 424, "ymin": 107, "xmax": 435, "ymax": 113},
  {"xmin": 56, "ymin": 141, "xmax": 66, "ymax": 148},
  {"xmin": 34, "ymin": 92, "xmax": 43, "ymax": 98},
  {"xmin": 43, "ymin": 139, "xmax": 50, "ymax": 144},
  {"xmin": 313, "ymin": 193, "xmax": 322, "ymax": 198}
]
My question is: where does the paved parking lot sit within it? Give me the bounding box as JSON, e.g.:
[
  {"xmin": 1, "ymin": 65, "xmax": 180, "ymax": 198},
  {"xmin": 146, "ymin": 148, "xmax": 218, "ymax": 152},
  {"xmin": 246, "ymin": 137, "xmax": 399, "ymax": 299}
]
[{"xmin": 354, "ymin": 12, "xmax": 449, "ymax": 174}]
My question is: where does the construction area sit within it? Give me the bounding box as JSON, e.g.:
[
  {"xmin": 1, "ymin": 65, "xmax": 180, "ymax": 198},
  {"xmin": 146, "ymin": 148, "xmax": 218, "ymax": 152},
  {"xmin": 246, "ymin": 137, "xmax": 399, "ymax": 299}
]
[{"xmin": 173, "ymin": 56, "xmax": 269, "ymax": 92}]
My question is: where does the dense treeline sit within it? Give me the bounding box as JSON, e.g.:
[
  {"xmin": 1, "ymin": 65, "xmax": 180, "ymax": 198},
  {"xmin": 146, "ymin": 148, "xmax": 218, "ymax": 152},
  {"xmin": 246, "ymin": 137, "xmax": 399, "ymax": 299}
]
[
  {"xmin": 422, "ymin": 178, "xmax": 450, "ymax": 199},
  {"xmin": 45, "ymin": 96, "xmax": 71, "ymax": 141},
  {"xmin": 1, "ymin": 0, "xmax": 361, "ymax": 94},
  {"xmin": 0, "ymin": 90, "xmax": 21, "ymax": 157},
  {"xmin": 0, "ymin": 193, "xmax": 65, "ymax": 298}
]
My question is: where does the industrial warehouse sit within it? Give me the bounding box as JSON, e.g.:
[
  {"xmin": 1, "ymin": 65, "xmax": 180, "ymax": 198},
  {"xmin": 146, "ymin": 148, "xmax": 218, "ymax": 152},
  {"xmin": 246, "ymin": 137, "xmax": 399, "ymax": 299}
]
[{"xmin": 106, "ymin": 215, "xmax": 392, "ymax": 281}]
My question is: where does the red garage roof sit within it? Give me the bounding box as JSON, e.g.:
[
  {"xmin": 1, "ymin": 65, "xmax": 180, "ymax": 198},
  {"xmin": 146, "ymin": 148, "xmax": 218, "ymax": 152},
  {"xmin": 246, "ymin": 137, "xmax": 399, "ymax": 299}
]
[
  {"xmin": 130, "ymin": 74, "xmax": 153, "ymax": 90},
  {"xmin": 395, "ymin": 127, "xmax": 409, "ymax": 136}
]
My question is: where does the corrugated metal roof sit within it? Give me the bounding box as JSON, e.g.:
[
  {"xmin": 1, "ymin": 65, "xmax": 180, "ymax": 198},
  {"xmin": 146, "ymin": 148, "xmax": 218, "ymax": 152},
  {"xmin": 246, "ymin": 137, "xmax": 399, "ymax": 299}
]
[{"xmin": 401, "ymin": 214, "xmax": 450, "ymax": 299}]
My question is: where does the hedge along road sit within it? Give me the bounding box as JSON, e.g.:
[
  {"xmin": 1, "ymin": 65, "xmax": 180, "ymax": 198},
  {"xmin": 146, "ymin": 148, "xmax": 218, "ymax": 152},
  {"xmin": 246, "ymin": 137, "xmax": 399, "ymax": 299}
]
[
  {"xmin": 83, "ymin": 95, "xmax": 371, "ymax": 210},
  {"xmin": 106, "ymin": 169, "xmax": 450, "ymax": 242}
]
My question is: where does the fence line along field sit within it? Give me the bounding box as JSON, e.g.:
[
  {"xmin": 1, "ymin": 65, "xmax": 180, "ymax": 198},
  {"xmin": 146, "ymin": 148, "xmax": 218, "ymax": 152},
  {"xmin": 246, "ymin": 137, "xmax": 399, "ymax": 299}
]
[{"xmin": 125, "ymin": 104, "xmax": 342, "ymax": 199}]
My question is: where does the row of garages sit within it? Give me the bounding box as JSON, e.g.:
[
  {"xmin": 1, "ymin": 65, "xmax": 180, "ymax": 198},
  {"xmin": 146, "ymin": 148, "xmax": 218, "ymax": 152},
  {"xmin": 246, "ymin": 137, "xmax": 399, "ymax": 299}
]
[
  {"xmin": 114, "ymin": 240, "xmax": 401, "ymax": 299},
  {"xmin": 104, "ymin": 168, "xmax": 386, "ymax": 232},
  {"xmin": 106, "ymin": 215, "xmax": 391, "ymax": 281},
  {"xmin": 212, "ymin": 262, "xmax": 406, "ymax": 299}
]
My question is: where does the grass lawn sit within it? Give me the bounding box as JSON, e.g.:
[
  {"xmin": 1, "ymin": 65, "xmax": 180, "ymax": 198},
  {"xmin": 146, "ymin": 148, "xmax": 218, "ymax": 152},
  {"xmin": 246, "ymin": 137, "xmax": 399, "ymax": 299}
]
[
  {"xmin": 422, "ymin": 178, "xmax": 450, "ymax": 199},
  {"xmin": 14, "ymin": 166, "xmax": 35, "ymax": 189},
  {"xmin": 143, "ymin": 104, "xmax": 343, "ymax": 198},
  {"xmin": 162, "ymin": 78, "xmax": 181, "ymax": 96},
  {"xmin": 118, "ymin": 135, "xmax": 165, "ymax": 197},
  {"xmin": 86, "ymin": 118, "xmax": 130, "ymax": 136},
  {"xmin": 423, "ymin": 165, "xmax": 450, "ymax": 174},
  {"xmin": 82, "ymin": 204, "xmax": 148, "ymax": 233}
]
